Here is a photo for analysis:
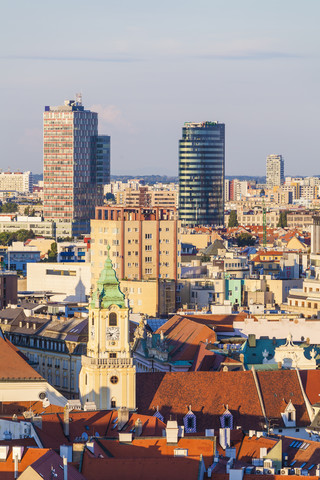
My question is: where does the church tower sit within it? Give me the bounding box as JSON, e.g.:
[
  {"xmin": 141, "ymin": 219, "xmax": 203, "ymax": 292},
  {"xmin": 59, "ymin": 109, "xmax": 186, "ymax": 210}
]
[{"xmin": 79, "ymin": 246, "xmax": 136, "ymax": 410}]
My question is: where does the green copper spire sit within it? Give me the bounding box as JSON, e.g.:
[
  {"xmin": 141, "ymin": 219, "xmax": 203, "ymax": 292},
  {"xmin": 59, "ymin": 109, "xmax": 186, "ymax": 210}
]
[{"xmin": 90, "ymin": 245, "xmax": 125, "ymax": 309}]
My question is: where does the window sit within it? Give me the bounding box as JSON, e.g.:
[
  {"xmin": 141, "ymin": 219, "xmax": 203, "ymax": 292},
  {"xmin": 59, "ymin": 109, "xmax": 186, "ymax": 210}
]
[
  {"xmin": 111, "ymin": 398, "xmax": 116, "ymax": 408},
  {"xmin": 110, "ymin": 376, "xmax": 118, "ymax": 384},
  {"xmin": 109, "ymin": 353, "xmax": 117, "ymax": 358},
  {"xmin": 145, "ymin": 233, "xmax": 152, "ymax": 239},
  {"xmin": 145, "ymin": 245, "xmax": 152, "ymax": 251},
  {"xmin": 109, "ymin": 312, "xmax": 117, "ymax": 326},
  {"xmin": 145, "ymin": 257, "xmax": 152, "ymax": 263}
]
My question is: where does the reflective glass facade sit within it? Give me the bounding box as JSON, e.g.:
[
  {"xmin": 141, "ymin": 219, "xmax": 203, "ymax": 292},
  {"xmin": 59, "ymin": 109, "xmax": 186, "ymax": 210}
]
[{"xmin": 179, "ymin": 121, "xmax": 225, "ymax": 226}]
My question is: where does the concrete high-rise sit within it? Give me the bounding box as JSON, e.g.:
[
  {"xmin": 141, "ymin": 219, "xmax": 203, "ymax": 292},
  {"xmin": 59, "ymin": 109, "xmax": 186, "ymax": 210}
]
[
  {"xmin": 43, "ymin": 96, "xmax": 110, "ymax": 237},
  {"xmin": 266, "ymin": 154, "xmax": 284, "ymax": 188},
  {"xmin": 179, "ymin": 121, "xmax": 225, "ymax": 226}
]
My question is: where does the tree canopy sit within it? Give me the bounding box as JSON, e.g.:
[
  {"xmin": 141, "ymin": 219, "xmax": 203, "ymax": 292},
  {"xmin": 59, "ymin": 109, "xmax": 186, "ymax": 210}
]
[{"xmin": 228, "ymin": 210, "xmax": 239, "ymax": 228}]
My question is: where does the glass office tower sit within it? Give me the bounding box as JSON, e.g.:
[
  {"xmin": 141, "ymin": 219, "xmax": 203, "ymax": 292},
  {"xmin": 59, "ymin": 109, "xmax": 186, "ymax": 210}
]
[{"xmin": 179, "ymin": 121, "xmax": 225, "ymax": 226}]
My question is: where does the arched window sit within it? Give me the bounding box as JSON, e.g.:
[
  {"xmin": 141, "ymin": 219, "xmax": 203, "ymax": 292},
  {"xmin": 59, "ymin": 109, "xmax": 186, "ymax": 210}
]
[
  {"xmin": 111, "ymin": 397, "xmax": 116, "ymax": 408},
  {"xmin": 109, "ymin": 312, "xmax": 117, "ymax": 326}
]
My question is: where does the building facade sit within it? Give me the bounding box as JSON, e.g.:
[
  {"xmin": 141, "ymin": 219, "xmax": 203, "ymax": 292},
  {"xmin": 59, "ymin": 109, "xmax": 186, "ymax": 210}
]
[
  {"xmin": 0, "ymin": 171, "xmax": 32, "ymax": 193},
  {"xmin": 266, "ymin": 154, "xmax": 284, "ymax": 187},
  {"xmin": 79, "ymin": 250, "xmax": 136, "ymax": 410},
  {"xmin": 179, "ymin": 121, "xmax": 225, "ymax": 227},
  {"xmin": 43, "ymin": 96, "xmax": 108, "ymax": 236}
]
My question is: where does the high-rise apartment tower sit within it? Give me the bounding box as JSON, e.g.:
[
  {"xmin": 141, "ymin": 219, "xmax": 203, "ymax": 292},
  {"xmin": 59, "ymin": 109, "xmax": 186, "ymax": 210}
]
[
  {"xmin": 179, "ymin": 121, "xmax": 225, "ymax": 226},
  {"xmin": 266, "ymin": 154, "xmax": 284, "ymax": 188},
  {"xmin": 43, "ymin": 96, "xmax": 110, "ymax": 236}
]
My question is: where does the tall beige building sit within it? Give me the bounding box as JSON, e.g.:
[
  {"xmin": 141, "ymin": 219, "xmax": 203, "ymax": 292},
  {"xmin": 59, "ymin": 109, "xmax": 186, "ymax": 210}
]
[
  {"xmin": 266, "ymin": 154, "xmax": 284, "ymax": 187},
  {"xmin": 91, "ymin": 206, "xmax": 181, "ymax": 315},
  {"xmin": 79, "ymin": 250, "xmax": 135, "ymax": 410}
]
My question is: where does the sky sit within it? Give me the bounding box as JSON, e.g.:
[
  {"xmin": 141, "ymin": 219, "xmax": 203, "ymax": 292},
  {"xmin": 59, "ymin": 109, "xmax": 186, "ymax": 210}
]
[{"xmin": 0, "ymin": 0, "xmax": 319, "ymax": 177}]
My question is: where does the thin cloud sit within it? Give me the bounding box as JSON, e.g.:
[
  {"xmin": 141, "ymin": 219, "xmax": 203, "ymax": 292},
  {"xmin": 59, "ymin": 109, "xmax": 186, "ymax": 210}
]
[
  {"xmin": 195, "ymin": 51, "xmax": 302, "ymax": 61},
  {"xmin": 1, "ymin": 55, "xmax": 141, "ymax": 63},
  {"xmin": 91, "ymin": 104, "xmax": 137, "ymax": 134}
]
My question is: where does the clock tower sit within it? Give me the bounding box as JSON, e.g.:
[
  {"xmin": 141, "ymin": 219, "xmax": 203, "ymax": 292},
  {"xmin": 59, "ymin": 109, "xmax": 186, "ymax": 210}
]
[{"xmin": 79, "ymin": 246, "xmax": 136, "ymax": 410}]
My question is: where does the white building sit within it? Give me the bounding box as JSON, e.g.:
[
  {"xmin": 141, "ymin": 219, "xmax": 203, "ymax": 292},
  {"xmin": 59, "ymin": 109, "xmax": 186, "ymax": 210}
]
[
  {"xmin": 266, "ymin": 154, "xmax": 284, "ymax": 187},
  {"xmin": 27, "ymin": 262, "xmax": 91, "ymax": 302},
  {"xmin": 0, "ymin": 171, "xmax": 32, "ymax": 193}
]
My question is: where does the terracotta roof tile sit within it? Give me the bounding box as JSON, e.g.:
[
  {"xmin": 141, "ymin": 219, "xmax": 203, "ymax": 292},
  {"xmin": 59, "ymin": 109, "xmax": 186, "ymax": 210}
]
[
  {"xmin": 0, "ymin": 336, "xmax": 43, "ymax": 381},
  {"xmin": 136, "ymin": 371, "xmax": 265, "ymax": 432},
  {"xmin": 81, "ymin": 455, "xmax": 202, "ymax": 480}
]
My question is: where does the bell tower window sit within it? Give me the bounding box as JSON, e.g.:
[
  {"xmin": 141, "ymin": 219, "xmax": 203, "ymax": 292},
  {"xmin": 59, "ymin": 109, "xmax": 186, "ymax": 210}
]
[{"xmin": 109, "ymin": 312, "xmax": 117, "ymax": 326}]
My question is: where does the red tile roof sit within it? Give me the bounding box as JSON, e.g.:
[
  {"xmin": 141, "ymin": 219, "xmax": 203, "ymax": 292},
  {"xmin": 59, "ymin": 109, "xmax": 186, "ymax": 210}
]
[
  {"xmin": 93, "ymin": 436, "xmax": 214, "ymax": 467},
  {"xmin": 156, "ymin": 316, "xmax": 217, "ymax": 362},
  {"xmin": 27, "ymin": 449, "xmax": 86, "ymax": 480},
  {"xmin": 299, "ymin": 370, "xmax": 320, "ymax": 405},
  {"xmin": 0, "ymin": 447, "xmax": 50, "ymax": 480},
  {"xmin": 0, "ymin": 336, "xmax": 43, "ymax": 381},
  {"xmin": 136, "ymin": 371, "xmax": 265, "ymax": 432},
  {"xmin": 35, "ymin": 410, "xmax": 166, "ymax": 449},
  {"xmin": 256, "ymin": 370, "xmax": 310, "ymax": 427},
  {"xmin": 81, "ymin": 455, "xmax": 202, "ymax": 480},
  {"xmin": 137, "ymin": 370, "xmax": 311, "ymax": 431}
]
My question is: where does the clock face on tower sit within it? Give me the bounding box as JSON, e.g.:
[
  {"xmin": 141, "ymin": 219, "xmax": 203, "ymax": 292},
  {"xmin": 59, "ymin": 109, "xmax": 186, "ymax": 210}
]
[{"xmin": 106, "ymin": 326, "xmax": 120, "ymax": 342}]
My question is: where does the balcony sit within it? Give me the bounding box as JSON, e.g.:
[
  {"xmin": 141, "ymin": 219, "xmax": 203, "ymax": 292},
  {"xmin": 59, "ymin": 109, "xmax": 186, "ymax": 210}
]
[{"xmin": 81, "ymin": 356, "xmax": 133, "ymax": 367}]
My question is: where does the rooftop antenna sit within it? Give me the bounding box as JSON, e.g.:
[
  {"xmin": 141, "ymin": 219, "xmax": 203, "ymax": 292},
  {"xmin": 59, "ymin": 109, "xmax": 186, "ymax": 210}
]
[{"xmin": 75, "ymin": 92, "xmax": 82, "ymax": 106}]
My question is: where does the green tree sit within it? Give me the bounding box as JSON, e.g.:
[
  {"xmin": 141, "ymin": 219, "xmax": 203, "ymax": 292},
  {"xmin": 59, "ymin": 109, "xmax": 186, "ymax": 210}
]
[
  {"xmin": 277, "ymin": 211, "xmax": 288, "ymax": 228},
  {"xmin": 236, "ymin": 233, "xmax": 256, "ymax": 247},
  {"xmin": 1, "ymin": 202, "xmax": 18, "ymax": 213},
  {"xmin": 47, "ymin": 242, "xmax": 57, "ymax": 262},
  {"xmin": 228, "ymin": 210, "xmax": 239, "ymax": 228},
  {"xmin": 15, "ymin": 229, "xmax": 35, "ymax": 242},
  {"xmin": 0, "ymin": 232, "xmax": 11, "ymax": 246}
]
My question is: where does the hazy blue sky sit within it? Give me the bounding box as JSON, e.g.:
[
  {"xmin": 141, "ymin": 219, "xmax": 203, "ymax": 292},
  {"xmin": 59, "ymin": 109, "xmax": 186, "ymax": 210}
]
[{"xmin": 1, "ymin": 0, "xmax": 319, "ymax": 176}]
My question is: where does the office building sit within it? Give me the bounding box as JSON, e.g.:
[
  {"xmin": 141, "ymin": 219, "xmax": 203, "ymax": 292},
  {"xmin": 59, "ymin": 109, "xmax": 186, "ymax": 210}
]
[
  {"xmin": 0, "ymin": 171, "xmax": 33, "ymax": 193},
  {"xmin": 95, "ymin": 135, "xmax": 110, "ymax": 186},
  {"xmin": 266, "ymin": 154, "xmax": 284, "ymax": 188},
  {"xmin": 43, "ymin": 95, "xmax": 109, "ymax": 236},
  {"xmin": 179, "ymin": 121, "xmax": 225, "ymax": 226}
]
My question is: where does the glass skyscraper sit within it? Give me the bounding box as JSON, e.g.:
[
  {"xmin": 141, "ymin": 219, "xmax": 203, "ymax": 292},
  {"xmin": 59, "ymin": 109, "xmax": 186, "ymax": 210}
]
[{"xmin": 179, "ymin": 121, "xmax": 225, "ymax": 226}]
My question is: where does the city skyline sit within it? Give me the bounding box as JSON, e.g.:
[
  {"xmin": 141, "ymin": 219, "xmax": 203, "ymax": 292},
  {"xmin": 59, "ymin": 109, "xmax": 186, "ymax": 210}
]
[{"xmin": 1, "ymin": 0, "xmax": 319, "ymax": 176}]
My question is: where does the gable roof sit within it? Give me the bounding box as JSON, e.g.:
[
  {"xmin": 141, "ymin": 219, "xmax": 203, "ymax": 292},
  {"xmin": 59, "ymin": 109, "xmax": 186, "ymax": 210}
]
[
  {"xmin": 0, "ymin": 335, "xmax": 43, "ymax": 381},
  {"xmin": 136, "ymin": 370, "xmax": 311, "ymax": 432},
  {"xmin": 136, "ymin": 371, "xmax": 265, "ymax": 432}
]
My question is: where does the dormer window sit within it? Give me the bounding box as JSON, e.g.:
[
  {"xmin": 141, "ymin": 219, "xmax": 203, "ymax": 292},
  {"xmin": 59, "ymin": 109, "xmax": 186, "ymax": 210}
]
[
  {"xmin": 153, "ymin": 406, "xmax": 164, "ymax": 422},
  {"xmin": 183, "ymin": 406, "xmax": 196, "ymax": 433},
  {"xmin": 282, "ymin": 399, "xmax": 296, "ymax": 427},
  {"xmin": 220, "ymin": 406, "xmax": 233, "ymax": 429}
]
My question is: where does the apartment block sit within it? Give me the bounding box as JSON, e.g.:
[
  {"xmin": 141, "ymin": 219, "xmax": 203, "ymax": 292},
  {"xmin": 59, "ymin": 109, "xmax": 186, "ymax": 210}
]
[
  {"xmin": 0, "ymin": 171, "xmax": 33, "ymax": 193},
  {"xmin": 91, "ymin": 206, "xmax": 181, "ymax": 314}
]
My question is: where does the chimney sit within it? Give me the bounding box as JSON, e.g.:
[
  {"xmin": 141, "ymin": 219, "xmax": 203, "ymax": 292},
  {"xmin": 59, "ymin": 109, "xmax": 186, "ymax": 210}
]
[
  {"xmin": 166, "ymin": 419, "xmax": 179, "ymax": 444},
  {"xmin": 63, "ymin": 404, "xmax": 69, "ymax": 437},
  {"xmin": 117, "ymin": 407, "xmax": 129, "ymax": 430},
  {"xmin": 12, "ymin": 447, "xmax": 24, "ymax": 480},
  {"xmin": 219, "ymin": 428, "xmax": 230, "ymax": 450},
  {"xmin": 63, "ymin": 456, "xmax": 68, "ymax": 480},
  {"xmin": 135, "ymin": 418, "xmax": 143, "ymax": 437}
]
